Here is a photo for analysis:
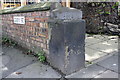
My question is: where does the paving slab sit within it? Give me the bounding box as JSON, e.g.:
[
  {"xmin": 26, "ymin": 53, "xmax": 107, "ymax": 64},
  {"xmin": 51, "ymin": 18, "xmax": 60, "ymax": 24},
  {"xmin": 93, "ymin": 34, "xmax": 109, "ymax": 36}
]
[
  {"xmin": 96, "ymin": 55, "xmax": 118, "ymax": 73},
  {"xmin": 0, "ymin": 43, "xmax": 3, "ymax": 56},
  {"xmin": 105, "ymin": 37, "xmax": 118, "ymax": 46},
  {"xmin": 85, "ymin": 36, "xmax": 103, "ymax": 46},
  {"xmin": 92, "ymin": 35, "xmax": 118, "ymax": 41},
  {"xmin": 94, "ymin": 70, "xmax": 118, "ymax": 78},
  {"xmin": 1, "ymin": 45, "xmax": 38, "ymax": 78},
  {"xmin": 1, "ymin": 55, "xmax": 11, "ymax": 67},
  {"xmin": 85, "ymin": 47, "xmax": 108, "ymax": 62},
  {"xmin": 6, "ymin": 61, "xmax": 61, "ymax": 78},
  {"xmin": 0, "ymin": 52, "xmax": 3, "ymax": 56},
  {"xmin": 1, "ymin": 45, "xmax": 61, "ymax": 79},
  {"xmin": 92, "ymin": 35, "xmax": 109, "ymax": 40},
  {"xmin": 86, "ymin": 34, "xmax": 118, "ymax": 47},
  {"xmin": 65, "ymin": 64, "xmax": 106, "ymax": 78},
  {"xmin": 88, "ymin": 39, "xmax": 118, "ymax": 53},
  {"xmin": 85, "ymin": 35, "xmax": 118, "ymax": 62}
]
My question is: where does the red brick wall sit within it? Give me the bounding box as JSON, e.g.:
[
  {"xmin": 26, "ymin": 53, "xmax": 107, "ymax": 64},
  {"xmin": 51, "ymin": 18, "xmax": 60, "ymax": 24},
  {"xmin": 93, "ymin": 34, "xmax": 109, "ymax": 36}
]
[{"xmin": 1, "ymin": 11, "xmax": 50, "ymax": 54}]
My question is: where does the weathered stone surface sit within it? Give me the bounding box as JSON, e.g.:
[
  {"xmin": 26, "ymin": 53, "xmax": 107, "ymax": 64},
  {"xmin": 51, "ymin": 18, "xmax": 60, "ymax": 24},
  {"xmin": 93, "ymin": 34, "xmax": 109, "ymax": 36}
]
[
  {"xmin": 50, "ymin": 7, "xmax": 82, "ymax": 20},
  {"xmin": 48, "ymin": 20, "xmax": 85, "ymax": 75},
  {"xmin": 0, "ymin": 2, "xmax": 51, "ymax": 14}
]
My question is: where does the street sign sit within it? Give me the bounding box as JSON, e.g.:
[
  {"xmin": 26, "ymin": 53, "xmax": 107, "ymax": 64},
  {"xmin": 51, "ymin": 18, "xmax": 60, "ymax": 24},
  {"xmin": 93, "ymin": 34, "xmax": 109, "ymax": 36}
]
[{"xmin": 14, "ymin": 16, "xmax": 25, "ymax": 24}]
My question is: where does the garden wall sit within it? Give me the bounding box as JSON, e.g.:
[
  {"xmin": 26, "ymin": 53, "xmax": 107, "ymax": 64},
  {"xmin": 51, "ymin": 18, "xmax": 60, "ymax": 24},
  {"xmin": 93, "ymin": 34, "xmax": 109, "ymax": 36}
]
[
  {"xmin": 1, "ymin": 3, "xmax": 86, "ymax": 75},
  {"xmin": 1, "ymin": 10, "xmax": 50, "ymax": 54}
]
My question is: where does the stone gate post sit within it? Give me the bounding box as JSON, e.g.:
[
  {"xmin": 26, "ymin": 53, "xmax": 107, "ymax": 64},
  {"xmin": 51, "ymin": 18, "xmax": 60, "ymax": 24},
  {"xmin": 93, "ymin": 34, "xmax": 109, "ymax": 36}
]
[{"xmin": 47, "ymin": 7, "xmax": 86, "ymax": 75}]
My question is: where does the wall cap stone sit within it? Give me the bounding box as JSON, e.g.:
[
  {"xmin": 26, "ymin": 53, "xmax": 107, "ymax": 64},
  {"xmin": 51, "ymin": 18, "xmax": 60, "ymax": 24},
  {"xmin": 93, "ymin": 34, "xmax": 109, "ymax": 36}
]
[{"xmin": 0, "ymin": 2, "xmax": 59, "ymax": 15}]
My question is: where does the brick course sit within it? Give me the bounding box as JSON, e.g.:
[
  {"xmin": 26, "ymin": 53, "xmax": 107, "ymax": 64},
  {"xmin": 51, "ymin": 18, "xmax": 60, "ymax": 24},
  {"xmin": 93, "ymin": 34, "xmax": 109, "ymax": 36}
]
[{"xmin": 1, "ymin": 11, "xmax": 50, "ymax": 54}]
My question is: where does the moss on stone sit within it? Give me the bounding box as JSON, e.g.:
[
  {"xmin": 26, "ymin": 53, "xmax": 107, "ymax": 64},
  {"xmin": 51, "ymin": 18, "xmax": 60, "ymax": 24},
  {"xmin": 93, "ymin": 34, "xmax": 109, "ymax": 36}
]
[{"xmin": 0, "ymin": 2, "xmax": 52, "ymax": 14}]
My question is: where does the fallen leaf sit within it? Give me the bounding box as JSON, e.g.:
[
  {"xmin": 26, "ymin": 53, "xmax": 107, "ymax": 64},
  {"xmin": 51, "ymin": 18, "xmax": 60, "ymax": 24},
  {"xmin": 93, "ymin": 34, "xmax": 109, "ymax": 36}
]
[{"xmin": 16, "ymin": 72, "xmax": 22, "ymax": 75}]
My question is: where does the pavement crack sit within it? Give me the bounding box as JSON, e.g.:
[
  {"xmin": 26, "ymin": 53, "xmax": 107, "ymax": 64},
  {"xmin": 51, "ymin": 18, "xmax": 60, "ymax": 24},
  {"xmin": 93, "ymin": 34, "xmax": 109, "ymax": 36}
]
[
  {"xmin": 96, "ymin": 63, "xmax": 119, "ymax": 74},
  {"xmin": 42, "ymin": 61, "xmax": 68, "ymax": 80},
  {"xmin": 90, "ymin": 69, "xmax": 108, "ymax": 79}
]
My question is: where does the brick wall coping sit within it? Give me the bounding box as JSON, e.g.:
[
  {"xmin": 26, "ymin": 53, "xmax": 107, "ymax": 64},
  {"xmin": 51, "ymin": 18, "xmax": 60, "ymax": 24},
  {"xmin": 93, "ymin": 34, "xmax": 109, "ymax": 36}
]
[{"xmin": 0, "ymin": 2, "xmax": 51, "ymax": 15}]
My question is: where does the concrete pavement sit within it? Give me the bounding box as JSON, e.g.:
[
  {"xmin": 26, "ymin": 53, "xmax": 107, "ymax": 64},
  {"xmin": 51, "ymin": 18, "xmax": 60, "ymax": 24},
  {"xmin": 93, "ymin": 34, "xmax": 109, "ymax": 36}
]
[
  {"xmin": 66, "ymin": 53, "xmax": 118, "ymax": 79},
  {"xmin": 1, "ymin": 45, "xmax": 61, "ymax": 79},
  {"xmin": 0, "ymin": 34, "xmax": 119, "ymax": 79}
]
